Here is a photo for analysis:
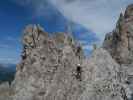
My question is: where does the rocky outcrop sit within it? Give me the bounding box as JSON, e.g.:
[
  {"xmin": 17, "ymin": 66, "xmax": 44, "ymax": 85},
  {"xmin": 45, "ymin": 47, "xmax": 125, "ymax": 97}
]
[
  {"xmin": 103, "ymin": 4, "xmax": 133, "ymax": 100},
  {"xmin": 11, "ymin": 24, "xmax": 130, "ymax": 100},
  {"xmin": 0, "ymin": 3, "xmax": 131, "ymax": 100},
  {"xmin": 12, "ymin": 24, "xmax": 84, "ymax": 100},
  {"xmin": 0, "ymin": 82, "xmax": 14, "ymax": 100},
  {"xmin": 80, "ymin": 48, "xmax": 130, "ymax": 100},
  {"xmin": 103, "ymin": 4, "xmax": 133, "ymax": 65}
]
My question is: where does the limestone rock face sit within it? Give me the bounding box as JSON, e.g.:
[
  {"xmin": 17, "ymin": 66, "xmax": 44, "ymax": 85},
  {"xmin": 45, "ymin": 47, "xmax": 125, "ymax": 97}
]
[
  {"xmin": 125, "ymin": 4, "xmax": 133, "ymax": 19},
  {"xmin": 0, "ymin": 82, "xmax": 13, "ymax": 100},
  {"xmin": 80, "ymin": 48, "xmax": 129, "ymax": 100},
  {"xmin": 103, "ymin": 4, "xmax": 133, "ymax": 64},
  {"xmin": 12, "ymin": 24, "xmax": 129, "ymax": 100},
  {"xmin": 12, "ymin": 25, "xmax": 84, "ymax": 100},
  {"xmin": 103, "ymin": 4, "xmax": 133, "ymax": 99}
]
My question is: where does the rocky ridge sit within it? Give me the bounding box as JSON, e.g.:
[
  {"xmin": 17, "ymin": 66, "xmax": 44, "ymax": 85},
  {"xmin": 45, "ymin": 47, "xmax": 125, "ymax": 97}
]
[
  {"xmin": 103, "ymin": 4, "xmax": 133, "ymax": 65},
  {"xmin": 103, "ymin": 4, "xmax": 133, "ymax": 99},
  {"xmin": 12, "ymin": 23, "xmax": 131, "ymax": 100},
  {"xmin": 12, "ymin": 24, "xmax": 84, "ymax": 100},
  {"xmin": 1, "ymin": 4, "xmax": 133, "ymax": 100}
]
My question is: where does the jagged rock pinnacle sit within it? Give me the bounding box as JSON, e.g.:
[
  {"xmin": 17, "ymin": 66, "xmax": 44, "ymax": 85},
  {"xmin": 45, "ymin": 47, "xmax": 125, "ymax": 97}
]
[
  {"xmin": 11, "ymin": 23, "xmax": 130, "ymax": 100},
  {"xmin": 103, "ymin": 4, "xmax": 133, "ymax": 100},
  {"xmin": 103, "ymin": 4, "xmax": 133, "ymax": 64},
  {"xmin": 13, "ymin": 24, "xmax": 85, "ymax": 100},
  {"xmin": 125, "ymin": 4, "xmax": 133, "ymax": 18}
]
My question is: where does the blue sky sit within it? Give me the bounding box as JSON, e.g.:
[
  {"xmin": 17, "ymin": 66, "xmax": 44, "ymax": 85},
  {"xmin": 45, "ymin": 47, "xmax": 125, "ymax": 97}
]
[{"xmin": 0, "ymin": 0, "xmax": 132, "ymax": 64}]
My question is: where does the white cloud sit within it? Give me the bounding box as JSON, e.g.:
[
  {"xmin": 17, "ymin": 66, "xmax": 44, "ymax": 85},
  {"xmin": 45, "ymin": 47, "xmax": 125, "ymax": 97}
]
[
  {"xmin": 0, "ymin": 44, "xmax": 11, "ymax": 48},
  {"xmin": 0, "ymin": 36, "xmax": 19, "ymax": 49},
  {"xmin": 50, "ymin": 0, "xmax": 133, "ymax": 40},
  {"xmin": 82, "ymin": 45, "xmax": 93, "ymax": 51},
  {"xmin": 79, "ymin": 40, "xmax": 88, "ymax": 45},
  {"xmin": 0, "ymin": 58, "xmax": 18, "ymax": 64},
  {"xmin": 6, "ymin": 36, "xmax": 19, "ymax": 42},
  {"xmin": 79, "ymin": 39, "xmax": 92, "ymax": 50},
  {"xmin": 13, "ymin": 0, "xmax": 133, "ymax": 41},
  {"xmin": 12, "ymin": 0, "xmax": 55, "ymax": 17},
  {"xmin": 79, "ymin": 39, "xmax": 100, "ymax": 50}
]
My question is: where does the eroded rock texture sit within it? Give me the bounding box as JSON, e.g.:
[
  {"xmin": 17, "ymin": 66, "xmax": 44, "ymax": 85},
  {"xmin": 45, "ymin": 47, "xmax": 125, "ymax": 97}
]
[
  {"xmin": 12, "ymin": 24, "xmax": 85, "ymax": 100},
  {"xmin": 11, "ymin": 24, "xmax": 130, "ymax": 100},
  {"xmin": 80, "ymin": 48, "xmax": 129, "ymax": 100},
  {"xmin": 0, "ymin": 82, "xmax": 13, "ymax": 100},
  {"xmin": 103, "ymin": 4, "xmax": 133, "ymax": 65},
  {"xmin": 103, "ymin": 4, "xmax": 133, "ymax": 100},
  {"xmin": 9, "ymin": 3, "xmax": 133, "ymax": 100}
]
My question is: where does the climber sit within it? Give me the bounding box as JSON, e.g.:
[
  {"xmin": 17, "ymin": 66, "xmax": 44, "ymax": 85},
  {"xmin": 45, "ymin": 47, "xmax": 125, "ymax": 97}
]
[{"xmin": 76, "ymin": 64, "xmax": 82, "ymax": 81}]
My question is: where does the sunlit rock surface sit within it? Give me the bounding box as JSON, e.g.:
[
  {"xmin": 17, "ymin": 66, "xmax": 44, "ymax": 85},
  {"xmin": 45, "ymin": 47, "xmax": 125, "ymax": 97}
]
[
  {"xmin": 0, "ymin": 4, "xmax": 133, "ymax": 100},
  {"xmin": 11, "ymin": 24, "xmax": 129, "ymax": 100},
  {"xmin": 103, "ymin": 4, "xmax": 133, "ymax": 65},
  {"xmin": 0, "ymin": 82, "xmax": 14, "ymax": 100},
  {"xmin": 80, "ymin": 48, "xmax": 130, "ymax": 100},
  {"xmin": 103, "ymin": 4, "xmax": 133, "ymax": 100},
  {"xmin": 12, "ymin": 24, "xmax": 84, "ymax": 100}
]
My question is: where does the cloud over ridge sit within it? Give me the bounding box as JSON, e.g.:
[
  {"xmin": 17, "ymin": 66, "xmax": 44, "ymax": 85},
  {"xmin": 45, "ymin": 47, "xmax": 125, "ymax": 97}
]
[
  {"xmin": 50, "ymin": 0, "xmax": 133, "ymax": 40},
  {"xmin": 13, "ymin": 0, "xmax": 133, "ymax": 40}
]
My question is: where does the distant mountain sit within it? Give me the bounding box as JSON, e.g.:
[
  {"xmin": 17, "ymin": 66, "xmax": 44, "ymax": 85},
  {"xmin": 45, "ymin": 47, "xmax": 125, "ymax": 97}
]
[{"xmin": 0, "ymin": 64, "xmax": 16, "ymax": 84}]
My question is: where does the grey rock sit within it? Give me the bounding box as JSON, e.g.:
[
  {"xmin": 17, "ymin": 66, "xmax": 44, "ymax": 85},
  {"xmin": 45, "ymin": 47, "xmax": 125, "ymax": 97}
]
[
  {"xmin": 125, "ymin": 4, "xmax": 133, "ymax": 19},
  {"xmin": 1, "ymin": 4, "xmax": 133, "ymax": 100},
  {"xmin": 103, "ymin": 4, "xmax": 133, "ymax": 100},
  {"xmin": 10, "ymin": 4, "xmax": 133, "ymax": 100},
  {"xmin": 103, "ymin": 4, "xmax": 133, "ymax": 64},
  {"xmin": 0, "ymin": 82, "xmax": 14, "ymax": 100},
  {"xmin": 11, "ymin": 24, "xmax": 129, "ymax": 100},
  {"xmin": 12, "ymin": 25, "xmax": 84, "ymax": 100},
  {"xmin": 80, "ymin": 48, "xmax": 129, "ymax": 100},
  {"xmin": 1, "ymin": 4, "xmax": 132, "ymax": 100}
]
